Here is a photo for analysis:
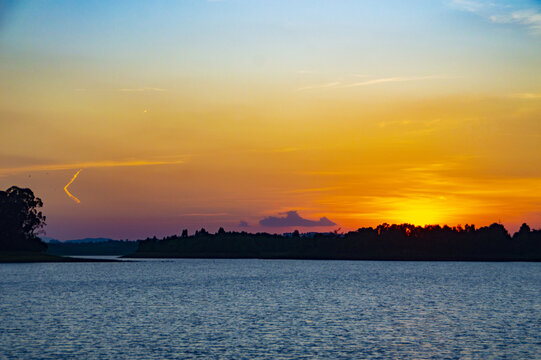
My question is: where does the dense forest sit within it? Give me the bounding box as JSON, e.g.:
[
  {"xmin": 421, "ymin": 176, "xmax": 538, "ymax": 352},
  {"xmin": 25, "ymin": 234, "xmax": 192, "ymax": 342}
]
[{"xmin": 130, "ymin": 223, "xmax": 541, "ymax": 261}]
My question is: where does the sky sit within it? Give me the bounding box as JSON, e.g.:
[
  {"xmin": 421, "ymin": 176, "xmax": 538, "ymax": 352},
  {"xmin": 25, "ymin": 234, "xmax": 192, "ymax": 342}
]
[{"xmin": 1, "ymin": 0, "xmax": 540, "ymax": 240}]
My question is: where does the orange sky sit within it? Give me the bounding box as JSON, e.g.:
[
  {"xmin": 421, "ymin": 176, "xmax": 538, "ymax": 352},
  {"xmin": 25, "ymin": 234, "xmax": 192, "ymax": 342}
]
[{"xmin": 1, "ymin": 1, "xmax": 540, "ymax": 239}]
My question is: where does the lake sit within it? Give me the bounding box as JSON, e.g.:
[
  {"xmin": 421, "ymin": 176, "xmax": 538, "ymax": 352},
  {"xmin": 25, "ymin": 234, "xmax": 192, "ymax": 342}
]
[{"xmin": 1, "ymin": 259, "xmax": 540, "ymax": 359}]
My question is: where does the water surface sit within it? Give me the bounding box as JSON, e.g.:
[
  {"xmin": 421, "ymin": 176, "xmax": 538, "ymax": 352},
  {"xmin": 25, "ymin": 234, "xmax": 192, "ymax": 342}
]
[{"xmin": 1, "ymin": 260, "xmax": 540, "ymax": 359}]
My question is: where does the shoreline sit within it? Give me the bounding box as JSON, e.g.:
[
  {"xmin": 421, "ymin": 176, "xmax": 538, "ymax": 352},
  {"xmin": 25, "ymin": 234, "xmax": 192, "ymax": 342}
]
[
  {"xmin": 124, "ymin": 253, "xmax": 541, "ymax": 262},
  {"xmin": 0, "ymin": 252, "xmax": 121, "ymax": 263}
]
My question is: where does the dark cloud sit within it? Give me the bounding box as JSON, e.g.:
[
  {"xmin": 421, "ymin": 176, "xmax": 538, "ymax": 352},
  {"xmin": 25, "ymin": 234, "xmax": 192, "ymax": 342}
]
[
  {"xmin": 238, "ymin": 220, "xmax": 249, "ymax": 228},
  {"xmin": 259, "ymin": 211, "xmax": 336, "ymax": 227}
]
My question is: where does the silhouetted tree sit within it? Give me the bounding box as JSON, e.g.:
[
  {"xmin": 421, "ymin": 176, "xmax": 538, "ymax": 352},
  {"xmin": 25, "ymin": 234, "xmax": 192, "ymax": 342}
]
[
  {"xmin": 133, "ymin": 222, "xmax": 541, "ymax": 261},
  {"xmin": 181, "ymin": 229, "xmax": 188, "ymax": 237},
  {"xmin": 195, "ymin": 228, "xmax": 209, "ymax": 237},
  {"xmin": 0, "ymin": 186, "xmax": 47, "ymax": 252},
  {"xmin": 519, "ymin": 223, "xmax": 531, "ymax": 234}
]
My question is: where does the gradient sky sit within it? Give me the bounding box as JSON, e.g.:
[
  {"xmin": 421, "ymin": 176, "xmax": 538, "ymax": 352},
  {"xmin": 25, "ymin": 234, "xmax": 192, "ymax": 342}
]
[{"xmin": 1, "ymin": 0, "xmax": 540, "ymax": 239}]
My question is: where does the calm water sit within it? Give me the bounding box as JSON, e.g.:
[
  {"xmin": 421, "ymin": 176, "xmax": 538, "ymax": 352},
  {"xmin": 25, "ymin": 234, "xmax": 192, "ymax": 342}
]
[{"xmin": 1, "ymin": 260, "xmax": 540, "ymax": 359}]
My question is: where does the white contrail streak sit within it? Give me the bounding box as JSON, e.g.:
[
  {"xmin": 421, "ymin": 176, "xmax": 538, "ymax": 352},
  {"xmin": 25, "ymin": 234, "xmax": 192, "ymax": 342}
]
[{"xmin": 64, "ymin": 169, "xmax": 82, "ymax": 204}]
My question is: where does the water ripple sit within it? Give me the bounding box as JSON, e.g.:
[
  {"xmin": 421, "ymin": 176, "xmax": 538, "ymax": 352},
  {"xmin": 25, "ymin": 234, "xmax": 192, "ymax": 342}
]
[{"xmin": 1, "ymin": 260, "xmax": 540, "ymax": 359}]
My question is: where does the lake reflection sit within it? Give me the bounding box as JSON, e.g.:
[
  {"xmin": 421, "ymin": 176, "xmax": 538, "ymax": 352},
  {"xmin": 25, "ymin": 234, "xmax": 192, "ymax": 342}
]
[{"xmin": 1, "ymin": 260, "xmax": 540, "ymax": 359}]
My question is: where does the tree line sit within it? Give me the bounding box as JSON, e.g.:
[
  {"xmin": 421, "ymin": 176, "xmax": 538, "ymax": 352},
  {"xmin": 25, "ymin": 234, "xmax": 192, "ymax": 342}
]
[
  {"xmin": 1, "ymin": 186, "xmax": 540, "ymax": 261},
  {"xmin": 133, "ymin": 223, "xmax": 541, "ymax": 261}
]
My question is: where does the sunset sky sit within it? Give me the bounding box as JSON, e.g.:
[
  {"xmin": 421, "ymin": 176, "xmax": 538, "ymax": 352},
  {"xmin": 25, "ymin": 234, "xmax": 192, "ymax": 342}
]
[{"xmin": 1, "ymin": 0, "xmax": 540, "ymax": 240}]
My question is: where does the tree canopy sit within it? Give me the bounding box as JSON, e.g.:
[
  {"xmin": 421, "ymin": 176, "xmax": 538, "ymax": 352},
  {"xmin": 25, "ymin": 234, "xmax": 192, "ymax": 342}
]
[
  {"xmin": 0, "ymin": 186, "xmax": 47, "ymax": 252},
  {"xmin": 133, "ymin": 222, "xmax": 541, "ymax": 261}
]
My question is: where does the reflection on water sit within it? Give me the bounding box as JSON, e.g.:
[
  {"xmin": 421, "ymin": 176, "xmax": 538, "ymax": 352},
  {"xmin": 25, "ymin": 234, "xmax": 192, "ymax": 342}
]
[{"xmin": 1, "ymin": 260, "xmax": 540, "ymax": 359}]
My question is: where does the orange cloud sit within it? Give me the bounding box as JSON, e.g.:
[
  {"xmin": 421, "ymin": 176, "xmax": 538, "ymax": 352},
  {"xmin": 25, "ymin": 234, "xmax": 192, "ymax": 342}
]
[{"xmin": 0, "ymin": 159, "xmax": 185, "ymax": 175}]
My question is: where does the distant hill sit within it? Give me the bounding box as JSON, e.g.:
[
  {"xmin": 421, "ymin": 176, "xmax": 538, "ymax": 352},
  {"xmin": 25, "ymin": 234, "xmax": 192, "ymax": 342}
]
[
  {"xmin": 46, "ymin": 239, "xmax": 138, "ymax": 256},
  {"xmin": 41, "ymin": 237, "xmax": 114, "ymax": 244},
  {"xmin": 63, "ymin": 237, "xmax": 114, "ymax": 244},
  {"xmin": 40, "ymin": 237, "xmax": 60, "ymax": 243}
]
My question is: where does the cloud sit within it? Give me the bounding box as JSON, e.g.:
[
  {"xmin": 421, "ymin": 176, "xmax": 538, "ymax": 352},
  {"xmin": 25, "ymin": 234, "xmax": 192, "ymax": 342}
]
[
  {"xmin": 297, "ymin": 81, "xmax": 341, "ymax": 91},
  {"xmin": 449, "ymin": 1, "xmax": 541, "ymax": 35},
  {"xmin": 297, "ymin": 75, "xmax": 447, "ymax": 91},
  {"xmin": 490, "ymin": 10, "xmax": 541, "ymax": 34},
  {"xmin": 118, "ymin": 87, "xmax": 166, "ymax": 92},
  {"xmin": 448, "ymin": 0, "xmax": 490, "ymax": 13},
  {"xmin": 182, "ymin": 212, "xmax": 227, "ymax": 216},
  {"xmin": 75, "ymin": 87, "xmax": 167, "ymax": 92},
  {"xmin": 289, "ymin": 187, "xmax": 341, "ymax": 193},
  {"xmin": 340, "ymin": 75, "xmax": 447, "ymax": 88},
  {"xmin": 259, "ymin": 210, "xmax": 336, "ymax": 227},
  {"xmin": 0, "ymin": 159, "xmax": 185, "ymax": 175},
  {"xmin": 509, "ymin": 93, "xmax": 541, "ymax": 99},
  {"xmin": 239, "ymin": 220, "xmax": 249, "ymax": 227},
  {"xmin": 273, "ymin": 147, "xmax": 299, "ymax": 153}
]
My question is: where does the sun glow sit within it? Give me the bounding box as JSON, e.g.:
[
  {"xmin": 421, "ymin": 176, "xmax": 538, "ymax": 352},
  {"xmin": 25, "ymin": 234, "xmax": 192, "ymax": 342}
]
[{"xmin": 386, "ymin": 198, "xmax": 452, "ymax": 226}]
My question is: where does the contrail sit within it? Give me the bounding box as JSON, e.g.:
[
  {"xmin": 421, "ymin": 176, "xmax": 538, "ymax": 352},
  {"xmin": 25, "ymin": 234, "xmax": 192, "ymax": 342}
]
[{"xmin": 64, "ymin": 169, "xmax": 82, "ymax": 204}]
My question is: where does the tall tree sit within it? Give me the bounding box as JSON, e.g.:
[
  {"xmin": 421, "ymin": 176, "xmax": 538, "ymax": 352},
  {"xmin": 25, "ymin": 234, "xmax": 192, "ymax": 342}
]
[{"xmin": 0, "ymin": 186, "xmax": 47, "ymax": 252}]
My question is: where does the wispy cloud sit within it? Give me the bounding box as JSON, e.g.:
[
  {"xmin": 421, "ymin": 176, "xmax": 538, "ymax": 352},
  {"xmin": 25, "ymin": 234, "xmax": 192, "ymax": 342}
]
[
  {"xmin": 339, "ymin": 75, "xmax": 447, "ymax": 88},
  {"xmin": 490, "ymin": 10, "xmax": 541, "ymax": 34},
  {"xmin": 182, "ymin": 212, "xmax": 228, "ymax": 217},
  {"xmin": 297, "ymin": 75, "xmax": 447, "ymax": 91},
  {"xmin": 273, "ymin": 147, "xmax": 300, "ymax": 153},
  {"xmin": 0, "ymin": 159, "xmax": 185, "ymax": 175},
  {"xmin": 448, "ymin": 0, "xmax": 491, "ymax": 13},
  {"xmin": 75, "ymin": 87, "xmax": 166, "ymax": 92},
  {"xmin": 300, "ymin": 170, "xmax": 360, "ymax": 176},
  {"xmin": 509, "ymin": 93, "xmax": 541, "ymax": 99},
  {"xmin": 297, "ymin": 81, "xmax": 341, "ymax": 91},
  {"xmin": 118, "ymin": 87, "xmax": 166, "ymax": 92},
  {"xmin": 449, "ymin": 0, "xmax": 541, "ymax": 35},
  {"xmin": 289, "ymin": 187, "xmax": 341, "ymax": 193}
]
